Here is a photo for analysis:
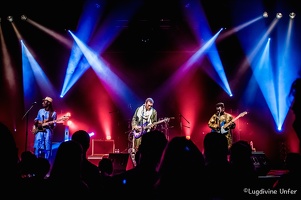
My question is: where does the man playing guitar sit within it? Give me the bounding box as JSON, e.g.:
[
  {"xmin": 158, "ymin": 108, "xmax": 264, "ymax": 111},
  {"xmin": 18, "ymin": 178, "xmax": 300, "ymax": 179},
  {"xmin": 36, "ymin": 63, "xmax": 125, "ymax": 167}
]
[
  {"xmin": 208, "ymin": 102, "xmax": 236, "ymax": 149},
  {"xmin": 131, "ymin": 98, "xmax": 158, "ymax": 152},
  {"xmin": 33, "ymin": 96, "xmax": 57, "ymax": 159}
]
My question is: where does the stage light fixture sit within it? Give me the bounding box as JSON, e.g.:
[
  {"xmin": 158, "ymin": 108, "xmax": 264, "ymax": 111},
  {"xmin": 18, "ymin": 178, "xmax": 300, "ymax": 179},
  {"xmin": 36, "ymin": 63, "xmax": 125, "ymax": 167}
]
[
  {"xmin": 21, "ymin": 15, "xmax": 28, "ymax": 21},
  {"xmin": 289, "ymin": 12, "xmax": 296, "ymax": 19},
  {"xmin": 276, "ymin": 13, "xmax": 282, "ymax": 19},
  {"xmin": 263, "ymin": 12, "xmax": 268, "ymax": 18},
  {"xmin": 7, "ymin": 16, "xmax": 13, "ymax": 22}
]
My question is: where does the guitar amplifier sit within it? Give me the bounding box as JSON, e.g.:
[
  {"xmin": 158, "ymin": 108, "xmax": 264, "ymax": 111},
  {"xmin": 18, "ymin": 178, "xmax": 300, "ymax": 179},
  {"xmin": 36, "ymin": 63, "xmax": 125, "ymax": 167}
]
[
  {"xmin": 92, "ymin": 139, "xmax": 115, "ymax": 155},
  {"xmin": 53, "ymin": 124, "xmax": 69, "ymax": 142}
]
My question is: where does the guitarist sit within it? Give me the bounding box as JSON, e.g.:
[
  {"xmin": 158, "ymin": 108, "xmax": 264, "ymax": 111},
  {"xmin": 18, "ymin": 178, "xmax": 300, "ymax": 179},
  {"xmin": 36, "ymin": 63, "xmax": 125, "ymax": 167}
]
[
  {"xmin": 131, "ymin": 97, "xmax": 158, "ymax": 152},
  {"xmin": 208, "ymin": 102, "xmax": 236, "ymax": 149},
  {"xmin": 33, "ymin": 96, "xmax": 57, "ymax": 159}
]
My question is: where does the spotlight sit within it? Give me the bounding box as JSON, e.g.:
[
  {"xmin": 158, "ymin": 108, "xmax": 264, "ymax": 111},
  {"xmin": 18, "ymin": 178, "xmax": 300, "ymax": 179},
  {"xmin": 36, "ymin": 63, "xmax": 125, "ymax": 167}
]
[
  {"xmin": 289, "ymin": 12, "xmax": 296, "ymax": 19},
  {"xmin": 263, "ymin": 12, "xmax": 268, "ymax": 18},
  {"xmin": 276, "ymin": 13, "xmax": 282, "ymax": 19},
  {"xmin": 7, "ymin": 16, "xmax": 13, "ymax": 22},
  {"xmin": 21, "ymin": 15, "xmax": 28, "ymax": 21}
]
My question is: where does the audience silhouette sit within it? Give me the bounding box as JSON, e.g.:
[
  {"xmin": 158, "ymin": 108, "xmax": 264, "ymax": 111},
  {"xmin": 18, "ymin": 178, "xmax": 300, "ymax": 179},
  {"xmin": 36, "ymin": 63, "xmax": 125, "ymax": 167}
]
[
  {"xmin": 0, "ymin": 122, "xmax": 20, "ymax": 196},
  {"xmin": 153, "ymin": 136, "xmax": 207, "ymax": 199},
  {"xmin": 273, "ymin": 152, "xmax": 301, "ymax": 199},
  {"xmin": 203, "ymin": 131, "xmax": 232, "ymax": 200},
  {"xmin": 229, "ymin": 140, "xmax": 260, "ymax": 199},
  {"xmin": 111, "ymin": 130, "xmax": 168, "ymax": 198},
  {"xmin": 35, "ymin": 157, "xmax": 51, "ymax": 179},
  {"xmin": 71, "ymin": 130, "xmax": 100, "ymax": 195},
  {"xmin": 97, "ymin": 157, "xmax": 114, "ymax": 193},
  {"xmin": 17, "ymin": 150, "xmax": 37, "ymax": 178},
  {"xmin": 98, "ymin": 157, "xmax": 113, "ymax": 176},
  {"xmin": 19, "ymin": 155, "xmax": 51, "ymax": 196},
  {"xmin": 47, "ymin": 140, "xmax": 91, "ymax": 197}
]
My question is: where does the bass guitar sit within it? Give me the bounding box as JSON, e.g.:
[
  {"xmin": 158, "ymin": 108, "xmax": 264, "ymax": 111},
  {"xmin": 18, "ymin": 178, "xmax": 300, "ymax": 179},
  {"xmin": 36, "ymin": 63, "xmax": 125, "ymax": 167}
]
[
  {"xmin": 32, "ymin": 115, "xmax": 70, "ymax": 135},
  {"xmin": 132, "ymin": 117, "xmax": 174, "ymax": 139},
  {"xmin": 220, "ymin": 111, "xmax": 248, "ymax": 134}
]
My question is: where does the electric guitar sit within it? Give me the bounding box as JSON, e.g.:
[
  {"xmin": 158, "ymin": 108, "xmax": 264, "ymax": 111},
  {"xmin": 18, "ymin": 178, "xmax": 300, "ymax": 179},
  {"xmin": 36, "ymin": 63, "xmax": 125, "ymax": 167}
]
[
  {"xmin": 220, "ymin": 111, "xmax": 248, "ymax": 134},
  {"xmin": 132, "ymin": 117, "xmax": 174, "ymax": 139},
  {"xmin": 32, "ymin": 115, "xmax": 70, "ymax": 134}
]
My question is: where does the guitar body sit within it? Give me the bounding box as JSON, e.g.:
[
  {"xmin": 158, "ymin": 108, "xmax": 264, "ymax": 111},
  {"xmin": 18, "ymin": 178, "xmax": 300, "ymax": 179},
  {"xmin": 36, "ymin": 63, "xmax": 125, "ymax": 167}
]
[
  {"xmin": 132, "ymin": 117, "xmax": 173, "ymax": 139},
  {"xmin": 220, "ymin": 122, "xmax": 230, "ymax": 134},
  {"xmin": 132, "ymin": 128, "xmax": 148, "ymax": 139},
  {"xmin": 219, "ymin": 111, "xmax": 248, "ymax": 134},
  {"xmin": 32, "ymin": 115, "xmax": 70, "ymax": 135},
  {"xmin": 32, "ymin": 124, "xmax": 47, "ymax": 135}
]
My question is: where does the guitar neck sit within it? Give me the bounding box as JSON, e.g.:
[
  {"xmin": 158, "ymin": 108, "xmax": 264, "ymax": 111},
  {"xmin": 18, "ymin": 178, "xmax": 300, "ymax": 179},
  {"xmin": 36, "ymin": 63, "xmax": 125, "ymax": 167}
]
[
  {"xmin": 42, "ymin": 120, "xmax": 54, "ymax": 126},
  {"xmin": 145, "ymin": 118, "xmax": 168, "ymax": 129},
  {"xmin": 223, "ymin": 112, "xmax": 247, "ymax": 129},
  {"xmin": 224, "ymin": 118, "xmax": 237, "ymax": 129},
  {"xmin": 42, "ymin": 118, "xmax": 61, "ymax": 126}
]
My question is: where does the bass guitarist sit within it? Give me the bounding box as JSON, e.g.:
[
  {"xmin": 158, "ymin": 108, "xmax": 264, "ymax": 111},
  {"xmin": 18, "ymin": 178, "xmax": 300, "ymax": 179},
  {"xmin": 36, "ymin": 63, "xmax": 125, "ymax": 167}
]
[
  {"xmin": 208, "ymin": 102, "xmax": 236, "ymax": 149},
  {"xmin": 33, "ymin": 96, "xmax": 57, "ymax": 159},
  {"xmin": 131, "ymin": 97, "xmax": 158, "ymax": 152}
]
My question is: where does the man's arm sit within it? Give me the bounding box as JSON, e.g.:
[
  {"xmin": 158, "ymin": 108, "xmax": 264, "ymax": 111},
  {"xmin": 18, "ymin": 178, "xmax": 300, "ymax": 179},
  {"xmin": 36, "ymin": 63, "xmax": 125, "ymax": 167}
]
[
  {"xmin": 47, "ymin": 111, "xmax": 57, "ymax": 130},
  {"xmin": 150, "ymin": 109, "xmax": 158, "ymax": 129},
  {"xmin": 226, "ymin": 114, "xmax": 236, "ymax": 130},
  {"xmin": 131, "ymin": 108, "xmax": 140, "ymax": 130},
  {"xmin": 208, "ymin": 114, "xmax": 220, "ymax": 131}
]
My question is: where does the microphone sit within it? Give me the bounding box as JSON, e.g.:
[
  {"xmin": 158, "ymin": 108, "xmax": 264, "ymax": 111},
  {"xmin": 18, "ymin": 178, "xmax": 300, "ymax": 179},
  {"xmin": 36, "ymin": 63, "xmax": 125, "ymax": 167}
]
[
  {"xmin": 217, "ymin": 107, "xmax": 221, "ymax": 115},
  {"xmin": 32, "ymin": 101, "xmax": 37, "ymax": 105}
]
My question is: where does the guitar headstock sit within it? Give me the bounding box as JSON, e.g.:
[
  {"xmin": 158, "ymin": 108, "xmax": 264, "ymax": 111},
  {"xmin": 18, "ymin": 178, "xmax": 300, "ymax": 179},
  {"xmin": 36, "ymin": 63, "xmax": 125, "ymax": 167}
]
[
  {"xmin": 164, "ymin": 118, "xmax": 170, "ymax": 122},
  {"xmin": 164, "ymin": 117, "xmax": 175, "ymax": 122},
  {"xmin": 62, "ymin": 116, "xmax": 68, "ymax": 120},
  {"xmin": 58, "ymin": 114, "xmax": 71, "ymax": 122},
  {"xmin": 239, "ymin": 111, "xmax": 248, "ymax": 117}
]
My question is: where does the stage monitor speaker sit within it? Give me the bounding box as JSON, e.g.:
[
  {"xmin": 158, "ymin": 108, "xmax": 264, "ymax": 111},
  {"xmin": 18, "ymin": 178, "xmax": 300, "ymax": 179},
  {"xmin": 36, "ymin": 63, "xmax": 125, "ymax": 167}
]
[
  {"xmin": 109, "ymin": 153, "xmax": 134, "ymax": 175},
  {"xmin": 251, "ymin": 151, "xmax": 271, "ymax": 176},
  {"xmin": 53, "ymin": 124, "xmax": 69, "ymax": 142}
]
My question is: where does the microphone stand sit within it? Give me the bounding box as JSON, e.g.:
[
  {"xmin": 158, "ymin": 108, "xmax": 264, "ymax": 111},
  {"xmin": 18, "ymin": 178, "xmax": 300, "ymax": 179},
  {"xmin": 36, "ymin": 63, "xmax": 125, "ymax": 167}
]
[
  {"xmin": 179, "ymin": 113, "xmax": 190, "ymax": 136},
  {"xmin": 141, "ymin": 104, "xmax": 145, "ymax": 134},
  {"xmin": 218, "ymin": 110, "xmax": 222, "ymax": 134},
  {"xmin": 22, "ymin": 103, "xmax": 36, "ymax": 152}
]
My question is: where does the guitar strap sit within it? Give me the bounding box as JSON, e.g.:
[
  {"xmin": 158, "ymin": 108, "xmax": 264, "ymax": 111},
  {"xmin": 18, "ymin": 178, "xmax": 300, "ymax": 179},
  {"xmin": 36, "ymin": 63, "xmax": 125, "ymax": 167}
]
[
  {"xmin": 49, "ymin": 111, "xmax": 53, "ymax": 121},
  {"xmin": 146, "ymin": 108, "xmax": 153, "ymax": 124}
]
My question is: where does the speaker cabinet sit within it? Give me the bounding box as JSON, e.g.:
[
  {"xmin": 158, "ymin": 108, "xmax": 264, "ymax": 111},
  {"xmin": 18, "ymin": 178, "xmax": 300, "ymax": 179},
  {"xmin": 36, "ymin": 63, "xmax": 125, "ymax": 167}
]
[
  {"xmin": 53, "ymin": 124, "xmax": 69, "ymax": 142},
  {"xmin": 109, "ymin": 153, "xmax": 134, "ymax": 175},
  {"xmin": 251, "ymin": 151, "xmax": 271, "ymax": 176},
  {"xmin": 92, "ymin": 139, "xmax": 115, "ymax": 155}
]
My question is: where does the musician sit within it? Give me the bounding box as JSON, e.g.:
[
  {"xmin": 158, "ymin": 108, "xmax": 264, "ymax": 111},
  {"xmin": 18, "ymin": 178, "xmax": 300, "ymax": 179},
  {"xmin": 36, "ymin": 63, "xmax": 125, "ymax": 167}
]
[
  {"xmin": 33, "ymin": 96, "xmax": 57, "ymax": 159},
  {"xmin": 131, "ymin": 97, "xmax": 158, "ymax": 151},
  {"xmin": 208, "ymin": 102, "xmax": 236, "ymax": 149}
]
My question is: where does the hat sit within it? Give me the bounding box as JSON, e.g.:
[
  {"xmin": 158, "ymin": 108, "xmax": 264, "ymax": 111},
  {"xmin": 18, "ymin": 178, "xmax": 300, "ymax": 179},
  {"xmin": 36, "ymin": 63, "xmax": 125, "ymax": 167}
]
[
  {"xmin": 43, "ymin": 96, "xmax": 53, "ymax": 103},
  {"xmin": 216, "ymin": 102, "xmax": 224, "ymax": 108}
]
